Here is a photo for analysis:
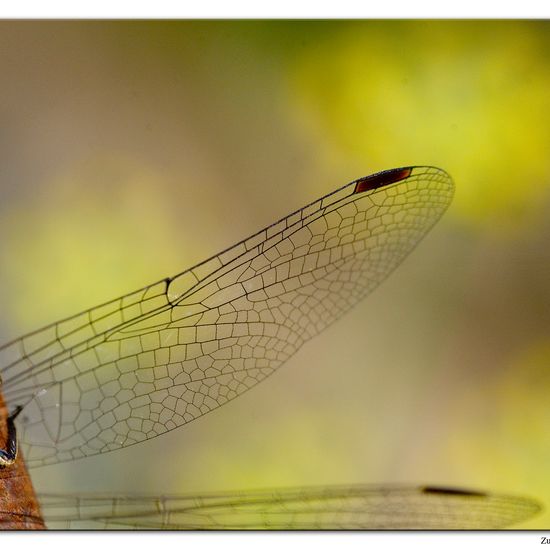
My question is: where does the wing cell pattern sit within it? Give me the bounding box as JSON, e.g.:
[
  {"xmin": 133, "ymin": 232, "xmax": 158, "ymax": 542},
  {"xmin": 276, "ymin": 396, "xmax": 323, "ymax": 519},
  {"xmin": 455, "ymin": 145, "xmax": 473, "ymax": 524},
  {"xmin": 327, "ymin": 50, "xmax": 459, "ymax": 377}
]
[
  {"xmin": 37, "ymin": 485, "xmax": 540, "ymax": 530},
  {"xmin": 0, "ymin": 166, "xmax": 454, "ymax": 467}
]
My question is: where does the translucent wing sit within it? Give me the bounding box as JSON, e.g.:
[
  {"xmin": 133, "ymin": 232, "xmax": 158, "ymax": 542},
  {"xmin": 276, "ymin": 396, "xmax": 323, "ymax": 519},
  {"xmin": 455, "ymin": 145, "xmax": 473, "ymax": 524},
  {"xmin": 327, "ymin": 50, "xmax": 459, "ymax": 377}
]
[
  {"xmin": 37, "ymin": 485, "xmax": 540, "ymax": 530},
  {"xmin": 0, "ymin": 166, "xmax": 454, "ymax": 467}
]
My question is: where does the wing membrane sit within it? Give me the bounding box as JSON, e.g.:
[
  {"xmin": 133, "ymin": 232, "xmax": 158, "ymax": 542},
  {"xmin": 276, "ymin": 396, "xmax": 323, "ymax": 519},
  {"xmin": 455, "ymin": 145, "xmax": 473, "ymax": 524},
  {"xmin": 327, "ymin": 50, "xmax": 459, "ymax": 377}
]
[
  {"xmin": 0, "ymin": 166, "xmax": 454, "ymax": 467},
  {"xmin": 37, "ymin": 485, "xmax": 540, "ymax": 530}
]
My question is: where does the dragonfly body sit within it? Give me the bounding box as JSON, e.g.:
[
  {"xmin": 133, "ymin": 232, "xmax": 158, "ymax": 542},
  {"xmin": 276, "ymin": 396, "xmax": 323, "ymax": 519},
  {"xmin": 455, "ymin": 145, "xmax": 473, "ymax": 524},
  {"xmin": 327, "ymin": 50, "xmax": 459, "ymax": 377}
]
[
  {"xmin": 0, "ymin": 405, "xmax": 21, "ymax": 467},
  {"xmin": 0, "ymin": 392, "xmax": 43, "ymax": 529},
  {"xmin": 0, "ymin": 166, "xmax": 538, "ymax": 529}
]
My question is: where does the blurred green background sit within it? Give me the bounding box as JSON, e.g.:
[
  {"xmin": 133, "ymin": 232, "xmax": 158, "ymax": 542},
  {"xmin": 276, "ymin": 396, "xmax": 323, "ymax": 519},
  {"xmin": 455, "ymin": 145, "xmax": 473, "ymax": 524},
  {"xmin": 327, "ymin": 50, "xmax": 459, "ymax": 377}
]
[{"xmin": 0, "ymin": 20, "xmax": 549, "ymax": 528}]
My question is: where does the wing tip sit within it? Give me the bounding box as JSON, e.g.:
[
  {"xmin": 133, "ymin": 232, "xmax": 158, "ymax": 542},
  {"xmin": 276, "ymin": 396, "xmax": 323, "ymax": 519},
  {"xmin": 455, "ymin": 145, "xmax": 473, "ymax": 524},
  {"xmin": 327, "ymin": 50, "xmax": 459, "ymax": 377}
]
[
  {"xmin": 421, "ymin": 485, "xmax": 486, "ymax": 497},
  {"xmin": 353, "ymin": 167, "xmax": 413, "ymax": 195},
  {"xmin": 352, "ymin": 165, "xmax": 454, "ymax": 196}
]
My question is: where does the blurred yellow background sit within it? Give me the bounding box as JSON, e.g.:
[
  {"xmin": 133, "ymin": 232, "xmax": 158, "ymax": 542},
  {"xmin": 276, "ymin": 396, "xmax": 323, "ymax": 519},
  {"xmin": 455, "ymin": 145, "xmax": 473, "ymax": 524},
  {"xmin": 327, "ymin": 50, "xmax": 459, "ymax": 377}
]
[{"xmin": 0, "ymin": 20, "xmax": 549, "ymax": 528}]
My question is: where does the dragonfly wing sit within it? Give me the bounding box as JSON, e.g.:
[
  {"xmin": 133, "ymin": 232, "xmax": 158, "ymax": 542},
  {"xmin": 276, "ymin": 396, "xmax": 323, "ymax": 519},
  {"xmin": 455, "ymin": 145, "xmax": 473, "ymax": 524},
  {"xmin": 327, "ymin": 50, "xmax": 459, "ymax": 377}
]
[
  {"xmin": 0, "ymin": 167, "xmax": 454, "ymax": 467},
  {"xmin": 38, "ymin": 485, "xmax": 541, "ymax": 530}
]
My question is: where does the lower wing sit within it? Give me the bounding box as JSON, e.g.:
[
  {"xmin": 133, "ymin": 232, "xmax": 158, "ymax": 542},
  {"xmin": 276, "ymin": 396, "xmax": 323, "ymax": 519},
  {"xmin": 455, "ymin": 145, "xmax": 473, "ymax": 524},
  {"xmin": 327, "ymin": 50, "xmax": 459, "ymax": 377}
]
[{"xmin": 37, "ymin": 484, "xmax": 541, "ymax": 530}]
